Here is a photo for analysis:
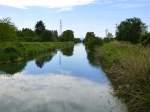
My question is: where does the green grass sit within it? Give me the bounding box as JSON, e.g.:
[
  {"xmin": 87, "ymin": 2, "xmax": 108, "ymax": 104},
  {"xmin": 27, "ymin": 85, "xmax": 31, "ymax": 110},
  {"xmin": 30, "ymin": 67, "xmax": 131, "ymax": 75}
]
[
  {"xmin": 0, "ymin": 42, "xmax": 74, "ymax": 63},
  {"xmin": 95, "ymin": 41, "xmax": 150, "ymax": 112}
]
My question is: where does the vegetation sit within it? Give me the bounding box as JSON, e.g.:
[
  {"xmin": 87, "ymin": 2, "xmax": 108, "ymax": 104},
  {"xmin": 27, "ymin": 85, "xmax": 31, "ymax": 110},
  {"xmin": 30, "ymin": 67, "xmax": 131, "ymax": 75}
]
[
  {"xmin": 0, "ymin": 18, "xmax": 76, "ymax": 43},
  {"xmin": 40, "ymin": 30, "xmax": 58, "ymax": 42},
  {"xmin": 141, "ymin": 32, "xmax": 150, "ymax": 46},
  {"xmin": 84, "ymin": 32, "xmax": 103, "ymax": 50},
  {"xmin": 17, "ymin": 28, "xmax": 39, "ymax": 41},
  {"xmin": 116, "ymin": 17, "xmax": 147, "ymax": 44},
  {"xmin": 60, "ymin": 30, "xmax": 74, "ymax": 41},
  {"xmin": 35, "ymin": 20, "xmax": 46, "ymax": 35},
  {"xmin": 0, "ymin": 18, "xmax": 18, "ymax": 41},
  {"xmin": 0, "ymin": 42, "xmax": 74, "ymax": 63},
  {"xmin": 93, "ymin": 41, "xmax": 150, "ymax": 112}
]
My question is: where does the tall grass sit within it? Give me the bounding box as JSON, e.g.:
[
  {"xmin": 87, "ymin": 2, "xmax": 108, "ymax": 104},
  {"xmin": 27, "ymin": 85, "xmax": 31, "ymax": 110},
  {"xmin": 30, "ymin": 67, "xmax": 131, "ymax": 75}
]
[{"xmin": 95, "ymin": 41, "xmax": 150, "ymax": 112}]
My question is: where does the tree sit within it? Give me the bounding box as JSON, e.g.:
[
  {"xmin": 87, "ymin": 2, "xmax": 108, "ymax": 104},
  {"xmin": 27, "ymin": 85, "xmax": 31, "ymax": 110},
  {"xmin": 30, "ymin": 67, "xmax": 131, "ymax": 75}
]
[
  {"xmin": 84, "ymin": 32, "xmax": 95, "ymax": 42},
  {"xmin": 84, "ymin": 32, "xmax": 103, "ymax": 49},
  {"xmin": 17, "ymin": 28, "xmax": 38, "ymax": 41},
  {"xmin": 40, "ymin": 30, "xmax": 57, "ymax": 42},
  {"xmin": 51, "ymin": 30, "xmax": 58, "ymax": 41},
  {"xmin": 116, "ymin": 17, "xmax": 147, "ymax": 43},
  {"xmin": 35, "ymin": 20, "xmax": 45, "ymax": 35},
  {"xmin": 60, "ymin": 30, "xmax": 74, "ymax": 41},
  {"xmin": 0, "ymin": 17, "xmax": 17, "ymax": 41}
]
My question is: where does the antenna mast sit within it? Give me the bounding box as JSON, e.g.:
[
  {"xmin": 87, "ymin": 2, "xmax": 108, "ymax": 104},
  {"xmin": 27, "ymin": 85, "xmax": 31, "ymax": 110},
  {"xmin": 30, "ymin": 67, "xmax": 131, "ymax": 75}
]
[{"xmin": 59, "ymin": 19, "xmax": 62, "ymax": 36}]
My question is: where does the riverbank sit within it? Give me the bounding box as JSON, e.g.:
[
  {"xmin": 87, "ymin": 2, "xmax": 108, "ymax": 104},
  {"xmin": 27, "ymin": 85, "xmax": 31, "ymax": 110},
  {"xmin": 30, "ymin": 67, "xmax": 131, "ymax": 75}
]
[
  {"xmin": 0, "ymin": 42, "xmax": 74, "ymax": 64},
  {"xmin": 94, "ymin": 41, "xmax": 150, "ymax": 112}
]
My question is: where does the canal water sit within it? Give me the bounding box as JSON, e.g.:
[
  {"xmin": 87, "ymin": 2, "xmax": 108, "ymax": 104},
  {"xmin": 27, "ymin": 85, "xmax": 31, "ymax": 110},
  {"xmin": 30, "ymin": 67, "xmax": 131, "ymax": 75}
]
[{"xmin": 0, "ymin": 44, "xmax": 127, "ymax": 112}]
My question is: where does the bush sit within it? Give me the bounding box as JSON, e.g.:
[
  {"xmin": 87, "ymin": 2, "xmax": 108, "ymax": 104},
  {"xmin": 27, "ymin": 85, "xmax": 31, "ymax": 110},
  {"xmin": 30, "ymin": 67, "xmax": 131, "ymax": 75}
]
[
  {"xmin": 141, "ymin": 33, "xmax": 150, "ymax": 46},
  {"xmin": 0, "ymin": 18, "xmax": 18, "ymax": 42}
]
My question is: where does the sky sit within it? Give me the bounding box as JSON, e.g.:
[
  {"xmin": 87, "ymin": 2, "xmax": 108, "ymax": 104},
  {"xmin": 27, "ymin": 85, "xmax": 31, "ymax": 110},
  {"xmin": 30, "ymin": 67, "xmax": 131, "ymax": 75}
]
[{"xmin": 0, "ymin": 0, "xmax": 150, "ymax": 38}]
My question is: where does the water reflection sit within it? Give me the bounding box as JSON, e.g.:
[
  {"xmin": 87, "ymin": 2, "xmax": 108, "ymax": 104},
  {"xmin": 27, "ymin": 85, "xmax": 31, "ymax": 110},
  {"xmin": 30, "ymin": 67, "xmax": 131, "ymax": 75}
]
[
  {"xmin": 60, "ymin": 45, "xmax": 74, "ymax": 56},
  {"xmin": 0, "ymin": 61, "xmax": 27, "ymax": 74},
  {"xmin": 0, "ymin": 75, "xmax": 127, "ymax": 112},
  {"xmin": 0, "ymin": 43, "xmax": 128, "ymax": 112},
  {"xmin": 35, "ymin": 52, "xmax": 56, "ymax": 68},
  {"xmin": 0, "ymin": 45, "xmax": 74, "ymax": 74}
]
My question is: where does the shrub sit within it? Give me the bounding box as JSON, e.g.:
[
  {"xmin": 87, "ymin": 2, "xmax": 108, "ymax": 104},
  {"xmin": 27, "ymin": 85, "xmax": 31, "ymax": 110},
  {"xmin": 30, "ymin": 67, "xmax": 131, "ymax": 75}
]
[
  {"xmin": 0, "ymin": 18, "xmax": 18, "ymax": 42},
  {"xmin": 141, "ymin": 33, "xmax": 150, "ymax": 46}
]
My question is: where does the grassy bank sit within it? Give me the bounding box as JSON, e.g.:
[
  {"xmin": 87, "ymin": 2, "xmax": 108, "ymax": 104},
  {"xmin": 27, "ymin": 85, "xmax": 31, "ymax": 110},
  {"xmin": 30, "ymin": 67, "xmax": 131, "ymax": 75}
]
[
  {"xmin": 94, "ymin": 41, "xmax": 150, "ymax": 112},
  {"xmin": 0, "ymin": 42, "xmax": 74, "ymax": 63}
]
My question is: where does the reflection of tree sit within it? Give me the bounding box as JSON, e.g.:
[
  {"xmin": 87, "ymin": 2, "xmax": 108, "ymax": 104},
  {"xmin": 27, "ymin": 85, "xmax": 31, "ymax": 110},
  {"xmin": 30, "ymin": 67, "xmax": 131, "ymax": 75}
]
[
  {"xmin": 60, "ymin": 45, "xmax": 74, "ymax": 56},
  {"xmin": 0, "ymin": 61, "xmax": 27, "ymax": 75},
  {"xmin": 35, "ymin": 51, "xmax": 55, "ymax": 68},
  {"xmin": 85, "ymin": 46, "xmax": 99, "ymax": 67}
]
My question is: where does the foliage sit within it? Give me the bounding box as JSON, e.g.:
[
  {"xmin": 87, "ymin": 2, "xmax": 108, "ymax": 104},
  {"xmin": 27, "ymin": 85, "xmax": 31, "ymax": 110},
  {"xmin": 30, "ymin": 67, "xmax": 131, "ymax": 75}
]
[
  {"xmin": 116, "ymin": 17, "xmax": 147, "ymax": 43},
  {"xmin": 140, "ymin": 32, "xmax": 150, "ymax": 46},
  {"xmin": 60, "ymin": 30, "xmax": 74, "ymax": 41},
  {"xmin": 0, "ymin": 18, "xmax": 17, "ymax": 42},
  {"xmin": 74, "ymin": 38, "xmax": 82, "ymax": 43},
  {"xmin": 35, "ymin": 20, "xmax": 45, "ymax": 35},
  {"xmin": 40, "ymin": 30, "xmax": 58, "ymax": 42},
  {"xmin": 0, "ymin": 42, "xmax": 74, "ymax": 63},
  {"xmin": 84, "ymin": 32, "xmax": 103, "ymax": 50},
  {"xmin": 95, "ymin": 41, "xmax": 150, "ymax": 112},
  {"xmin": 17, "ymin": 28, "xmax": 39, "ymax": 41}
]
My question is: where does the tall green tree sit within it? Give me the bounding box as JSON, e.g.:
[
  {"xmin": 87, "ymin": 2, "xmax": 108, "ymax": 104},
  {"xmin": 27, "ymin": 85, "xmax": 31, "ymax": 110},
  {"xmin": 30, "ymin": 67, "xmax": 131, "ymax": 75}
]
[
  {"xmin": 60, "ymin": 30, "xmax": 74, "ymax": 41},
  {"xmin": 35, "ymin": 20, "xmax": 45, "ymax": 35},
  {"xmin": 0, "ymin": 17, "xmax": 17, "ymax": 41},
  {"xmin": 116, "ymin": 17, "xmax": 147, "ymax": 43}
]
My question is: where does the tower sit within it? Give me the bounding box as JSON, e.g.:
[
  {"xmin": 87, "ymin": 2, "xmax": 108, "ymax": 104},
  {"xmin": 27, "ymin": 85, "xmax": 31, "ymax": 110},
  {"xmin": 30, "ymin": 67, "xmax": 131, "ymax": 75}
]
[
  {"xmin": 105, "ymin": 29, "xmax": 108, "ymax": 37},
  {"xmin": 59, "ymin": 19, "xmax": 62, "ymax": 36}
]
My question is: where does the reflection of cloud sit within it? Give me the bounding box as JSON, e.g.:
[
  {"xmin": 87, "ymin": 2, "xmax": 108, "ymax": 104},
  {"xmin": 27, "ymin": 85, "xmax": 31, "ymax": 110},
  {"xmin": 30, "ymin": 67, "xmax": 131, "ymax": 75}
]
[
  {"xmin": 0, "ymin": 0, "xmax": 95, "ymax": 9},
  {"xmin": 0, "ymin": 74, "xmax": 127, "ymax": 112}
]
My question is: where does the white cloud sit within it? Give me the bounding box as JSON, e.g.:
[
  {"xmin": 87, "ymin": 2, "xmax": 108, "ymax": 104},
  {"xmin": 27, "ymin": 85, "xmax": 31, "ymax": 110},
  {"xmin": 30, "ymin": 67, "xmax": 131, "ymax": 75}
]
[{"xmin": 0, "ymin": 0, "xmax": 95, "ymax": 9}]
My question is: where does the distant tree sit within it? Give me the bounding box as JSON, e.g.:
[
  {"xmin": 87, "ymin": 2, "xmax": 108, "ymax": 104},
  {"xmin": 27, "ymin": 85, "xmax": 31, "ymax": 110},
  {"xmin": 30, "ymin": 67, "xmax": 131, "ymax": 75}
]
[
  {"xmin": 17, "ymin": 28, "xmax": 38, "ymax": 41},
  {"xmin": 106, "ymin": 32, "xmax": 113, "ymax": 39},
  {"xmin": 84, "ymin": 32, "xmax": 103, "ymax": 49},
  {"xmin": 116, "ymin": 17, "xmax": 147, "ymax": 43},
  {"xmin": 35, "ymin": 20, "xmax": 45, "ymax": 35},
  {"xmin": 40, "ymin": 30, "xmax": 57, "ymax": 42},
  {"xmin": 0, "ymin": 17, "xmax": 17, "ymax": 41},
  {"xmin": 60, "ymin": 30, "xmax": 74, "ymax": 41},
  {"xmin": 103, "ymin": 32, "xmax": 114, "ymax": 43},
  {"xmin": 51, "ymin": 30, "xmax": 58, "ymax": 41},
  {"xmin": 74, "ymin": 38, "xmax": 82, "ymax": 43},
  {"xmin": 84, "ymin": 32, "xmax": 95, "ymax": 42}
]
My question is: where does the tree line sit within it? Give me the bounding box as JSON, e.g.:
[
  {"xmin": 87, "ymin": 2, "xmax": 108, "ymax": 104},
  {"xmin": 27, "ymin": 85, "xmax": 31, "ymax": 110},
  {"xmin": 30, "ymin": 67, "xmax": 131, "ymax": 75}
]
[
  {"xmin": 0, "ymin": 18, "xmax": 80, "ymax": 42},
  {"xmin": 0, "ymin": 17, "xmax": 150, "ymax": 46},
  {"xmin": 84, "ymin": 17, "xmax": 150, "ymax": 48}
]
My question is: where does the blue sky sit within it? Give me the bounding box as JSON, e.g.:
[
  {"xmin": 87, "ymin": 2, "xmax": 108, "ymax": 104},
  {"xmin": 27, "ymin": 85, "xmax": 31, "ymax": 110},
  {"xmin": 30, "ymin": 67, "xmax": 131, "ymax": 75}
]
[{"xmin": 0, "ymin": 0, "xmax": 150, "ymax": 38}]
